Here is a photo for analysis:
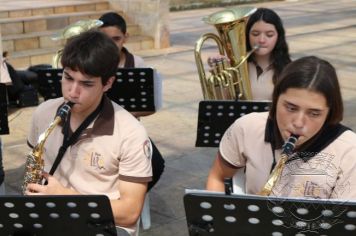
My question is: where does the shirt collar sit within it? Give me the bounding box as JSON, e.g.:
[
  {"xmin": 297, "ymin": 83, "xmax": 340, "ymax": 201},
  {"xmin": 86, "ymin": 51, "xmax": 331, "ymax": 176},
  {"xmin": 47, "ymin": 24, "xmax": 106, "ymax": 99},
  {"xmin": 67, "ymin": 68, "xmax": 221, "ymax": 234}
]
[
  {"xmin": 59, "ymin": 96, "xmax": 114, "ymax": 140},
  {"xmin": 251, "ymin": 58, "xmax": 273, "ymax": 78}
]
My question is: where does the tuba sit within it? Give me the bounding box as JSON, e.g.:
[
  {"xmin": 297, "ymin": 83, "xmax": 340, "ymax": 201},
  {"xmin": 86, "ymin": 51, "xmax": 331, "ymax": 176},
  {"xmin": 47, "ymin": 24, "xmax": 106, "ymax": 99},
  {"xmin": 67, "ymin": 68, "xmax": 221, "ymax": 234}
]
[
  {"xmin": 51, "ymin": 19, "xmax": 103, "ymax": 68},
  {"xmin": 22, "ymin": 101, "xmax": 74, "ymax": 194},
  {"xmin": 195, "ymin": 6, "xmax": 257, "ymax": 100}
]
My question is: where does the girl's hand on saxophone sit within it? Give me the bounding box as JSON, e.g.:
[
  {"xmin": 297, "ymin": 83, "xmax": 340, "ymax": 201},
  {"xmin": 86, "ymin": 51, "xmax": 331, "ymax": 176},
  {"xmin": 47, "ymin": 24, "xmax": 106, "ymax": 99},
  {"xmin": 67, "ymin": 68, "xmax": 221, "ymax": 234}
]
[{"xmin": 25, "ymin": 172, "xmax": 80, "ymax": 195}]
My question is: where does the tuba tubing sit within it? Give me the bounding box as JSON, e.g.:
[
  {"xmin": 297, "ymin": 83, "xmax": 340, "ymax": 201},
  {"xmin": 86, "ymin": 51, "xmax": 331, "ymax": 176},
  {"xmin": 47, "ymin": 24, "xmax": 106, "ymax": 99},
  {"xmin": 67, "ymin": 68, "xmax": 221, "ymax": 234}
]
[
  {"xmin": 194, "ymin": 6, "xmax": 257, "ymax": 100},
  {"xmin": 195, "ymin": 33, "xmax": 225, "ymax": 100}
]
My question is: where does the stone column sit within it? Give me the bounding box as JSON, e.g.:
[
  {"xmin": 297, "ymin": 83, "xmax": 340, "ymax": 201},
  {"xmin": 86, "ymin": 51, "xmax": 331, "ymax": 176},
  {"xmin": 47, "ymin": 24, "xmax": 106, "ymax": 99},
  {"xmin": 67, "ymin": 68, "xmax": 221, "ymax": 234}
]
[{"xmin": 108, "ymin": 0, "xmax": 170, "ymax": 49}]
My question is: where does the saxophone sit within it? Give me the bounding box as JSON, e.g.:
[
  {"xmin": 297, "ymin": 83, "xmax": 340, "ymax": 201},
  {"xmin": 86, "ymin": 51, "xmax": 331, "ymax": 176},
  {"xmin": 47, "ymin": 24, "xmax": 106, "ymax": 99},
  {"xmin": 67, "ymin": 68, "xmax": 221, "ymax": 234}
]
[
  {"xmin": 22, "ymin": 101, "xmax": 74, "ymax": 194},
  {"xmin": 259, "ymin": 134, "xmax": 299, "ymax": 196}
]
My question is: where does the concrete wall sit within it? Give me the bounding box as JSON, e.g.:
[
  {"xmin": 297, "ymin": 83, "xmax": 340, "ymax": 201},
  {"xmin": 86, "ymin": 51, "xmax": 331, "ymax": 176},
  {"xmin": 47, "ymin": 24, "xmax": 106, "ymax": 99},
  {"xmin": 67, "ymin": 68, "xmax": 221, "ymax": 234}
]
[{"xmin": 108, "ymin": 0, "xmax": 170, "ymax": 49}]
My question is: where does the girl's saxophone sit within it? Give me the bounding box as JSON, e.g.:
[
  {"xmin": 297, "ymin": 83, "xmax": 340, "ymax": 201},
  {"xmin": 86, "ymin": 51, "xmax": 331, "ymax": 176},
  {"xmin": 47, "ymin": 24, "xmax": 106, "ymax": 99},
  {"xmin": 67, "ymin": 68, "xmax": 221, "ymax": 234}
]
[
  {"xmin": 259, "ymin": 134, "xmax": 299, "ymax": 196},
  {"xmin": 22, "ymin": 101, "xmax": 74, "ymax": 194}
]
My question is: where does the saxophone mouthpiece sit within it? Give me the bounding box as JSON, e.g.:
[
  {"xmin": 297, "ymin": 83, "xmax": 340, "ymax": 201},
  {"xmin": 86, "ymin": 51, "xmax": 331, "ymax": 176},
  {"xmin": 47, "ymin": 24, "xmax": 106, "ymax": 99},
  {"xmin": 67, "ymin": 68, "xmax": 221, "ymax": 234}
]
[
  {"xmin": 282, "ymin": 134, "xmax": 299, "ymax": 155},
  {"xmin": 66, "ymin": 101, "xmax": 75, "ymax": 108},
  {"xmin": 253, "ymin": 44, "xmax": 260, "ymax": 50},
  {"xmin": 56, "ymin": 101, "xmax": 74, "ymax": 120}
]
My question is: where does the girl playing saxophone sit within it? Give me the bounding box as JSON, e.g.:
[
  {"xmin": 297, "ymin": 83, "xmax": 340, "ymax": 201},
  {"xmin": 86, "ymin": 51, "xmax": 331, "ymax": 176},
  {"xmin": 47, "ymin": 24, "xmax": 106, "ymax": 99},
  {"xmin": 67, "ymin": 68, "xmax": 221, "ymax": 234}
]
[{"xmin": 206, "ymin": 56, "xmax": 356, "ymax": 199}]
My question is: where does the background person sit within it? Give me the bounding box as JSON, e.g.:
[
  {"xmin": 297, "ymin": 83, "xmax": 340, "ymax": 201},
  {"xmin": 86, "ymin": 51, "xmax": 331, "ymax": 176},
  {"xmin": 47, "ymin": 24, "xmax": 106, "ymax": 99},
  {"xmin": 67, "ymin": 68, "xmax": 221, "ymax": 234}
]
[
  {"xmin": 246, "ymin": 7, "xmax": 291, "ymax": 100},
  {"xmin": 208, "ymin": 7, "xmax": 291, "ymax": 100},
  {"xmin": 99, "ymin": 12, "xmax": 144, "ymax": 68},
  {"xmin": 99, "ymin": 12, "xmax": 164, "ymax": 192}
]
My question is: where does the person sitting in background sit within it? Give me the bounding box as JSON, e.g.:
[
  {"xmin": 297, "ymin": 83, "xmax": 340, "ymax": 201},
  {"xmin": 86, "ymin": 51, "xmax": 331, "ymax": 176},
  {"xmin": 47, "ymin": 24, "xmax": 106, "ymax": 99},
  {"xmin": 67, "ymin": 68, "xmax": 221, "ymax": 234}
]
[
  {"xmin": 206, "ymin": 56, "xmax": 356, "ymax": 199},
  {"xmin": 2, "ymin": 51, "xmax": 39, "ymax": 107},
  {"xmin": 208, "ymin": 7, "xmax": 291, "ymax": 100},
  {"xmin": 245, "ymin": 7, "xmax": 291, "ymax": 100},
  {"xmin": 99, "ymin": 12, "xmax": 145, "ymax": 68},
  {"xmin": 99, "ymin": 12, "xmax": 164, "ymax": 192},
  {"xmin": 2, "ymin": 51, "xmax": 26, "ymax": 104}
]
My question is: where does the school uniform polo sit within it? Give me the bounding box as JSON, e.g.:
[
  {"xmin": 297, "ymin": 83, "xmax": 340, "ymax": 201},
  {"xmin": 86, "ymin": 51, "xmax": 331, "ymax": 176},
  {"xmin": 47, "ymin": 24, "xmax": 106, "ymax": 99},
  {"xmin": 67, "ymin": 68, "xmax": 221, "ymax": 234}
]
[
  {"xmin": 219, "ymin": 111, "xmax": 356, "ymax": 199},
  {"xmin": 119, "ymin": 47, "xmax": 145, "ymax": 68},
  {"xmin": 27, "ymin": 96, "xmax": 152, "ymax": 235},
  {"xmin": 248, "ymin": 62, "xmax": 274, "ymax": 100}
]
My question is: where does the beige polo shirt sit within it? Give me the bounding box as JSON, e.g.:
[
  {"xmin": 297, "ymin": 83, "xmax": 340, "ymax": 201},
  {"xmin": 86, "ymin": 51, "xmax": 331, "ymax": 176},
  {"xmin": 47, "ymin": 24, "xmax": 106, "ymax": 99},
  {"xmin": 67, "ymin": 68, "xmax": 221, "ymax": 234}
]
[
  {"xmin": 220, "ymin": 112, "xmax": 356, "ymax": 199},
  {"xmin": 27, "ymin": 96, "xmax": 152, "ymax": 235},
  {"xmin": 248, "ymin": 62, "xmax": 274, "ymax": 100}
]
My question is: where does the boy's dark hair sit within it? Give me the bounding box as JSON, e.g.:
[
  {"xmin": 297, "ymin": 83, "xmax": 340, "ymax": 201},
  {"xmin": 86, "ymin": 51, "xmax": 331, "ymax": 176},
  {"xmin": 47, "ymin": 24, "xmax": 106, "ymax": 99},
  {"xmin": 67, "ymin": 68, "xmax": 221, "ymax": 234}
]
[
  {"xmin": 61, "ymin": 30, "xmax": 119, "ymax": 85},
  {"xmin": 246, "ymin": 8, "xmax": 291, "ymax": 84},
  {"xmin": 99, "ymin": 12, "xmax": 127, "ymax": 34}
]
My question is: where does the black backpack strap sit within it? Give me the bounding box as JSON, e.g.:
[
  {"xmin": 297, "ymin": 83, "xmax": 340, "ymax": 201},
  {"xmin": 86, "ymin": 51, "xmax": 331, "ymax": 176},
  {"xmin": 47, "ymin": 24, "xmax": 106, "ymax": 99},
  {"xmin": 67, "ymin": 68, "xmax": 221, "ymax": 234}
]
[{"xmin": 147, "ymin": 138, "xmax": 165, "ymax": 192}]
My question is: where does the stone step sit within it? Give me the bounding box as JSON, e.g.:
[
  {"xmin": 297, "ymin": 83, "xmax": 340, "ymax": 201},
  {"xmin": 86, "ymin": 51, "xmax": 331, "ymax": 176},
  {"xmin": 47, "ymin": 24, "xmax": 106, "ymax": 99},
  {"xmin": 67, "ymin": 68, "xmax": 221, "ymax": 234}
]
[
  {"xmin": 2, "ymin": 30, "xmax": 65, "ymax": 54},
  {"xmin": 0, "ymin": 10, "xmax": 118, "ymax": 36},
  {"xmin": 2, "ymin": 23, "xmax": 141, "ymax": 54},
  {"xmin": 0, "ymin": 0, "xmax": 156, "ymax": 69},
  {"xmin": 6, "ymin": 35, "xmax": 154, "ymax": 69},
  {"xmin": 0, "ymin": 0, "xmax": 109, "ymax": 18}
]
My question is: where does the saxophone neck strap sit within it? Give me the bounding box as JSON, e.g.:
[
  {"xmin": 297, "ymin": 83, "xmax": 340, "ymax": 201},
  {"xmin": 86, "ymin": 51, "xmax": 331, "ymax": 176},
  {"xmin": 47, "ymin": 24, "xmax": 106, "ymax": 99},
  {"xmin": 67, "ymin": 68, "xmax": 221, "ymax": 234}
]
[
  {"xmin": 48, "ymin": 98, "xmax": 104, "ymax": 176},
  {"xmin": 266, "ymin": 117, "xmax": 350, "ymax": 170}
]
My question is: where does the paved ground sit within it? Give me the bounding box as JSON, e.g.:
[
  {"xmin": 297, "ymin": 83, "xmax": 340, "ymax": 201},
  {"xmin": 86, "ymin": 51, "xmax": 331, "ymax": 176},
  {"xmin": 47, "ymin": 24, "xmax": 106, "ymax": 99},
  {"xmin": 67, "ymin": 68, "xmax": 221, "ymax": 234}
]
[{"xmin": 2, "ymin": 0, "xmax": 356, "ymax": 235}]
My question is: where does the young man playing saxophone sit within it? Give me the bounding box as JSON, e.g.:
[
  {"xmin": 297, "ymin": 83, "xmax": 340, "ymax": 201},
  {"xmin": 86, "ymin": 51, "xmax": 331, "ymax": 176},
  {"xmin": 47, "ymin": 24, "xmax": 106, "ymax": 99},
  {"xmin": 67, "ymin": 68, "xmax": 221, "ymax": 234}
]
[{"xmin": 24, "ymin": 30, "xmax": 152, "ymax": 236}]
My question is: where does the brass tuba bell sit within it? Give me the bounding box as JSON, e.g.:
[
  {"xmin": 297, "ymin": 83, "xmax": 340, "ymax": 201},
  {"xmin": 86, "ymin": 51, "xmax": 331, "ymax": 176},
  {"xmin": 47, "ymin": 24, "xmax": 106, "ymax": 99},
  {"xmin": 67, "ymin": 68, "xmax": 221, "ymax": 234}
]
[
  {"xmin": 51, "ymin": 19, "xmax": 104, "ymax": 68},
  {"xmin": 195, "ymin": 6, "xmax": 257, "ymax": 100}
]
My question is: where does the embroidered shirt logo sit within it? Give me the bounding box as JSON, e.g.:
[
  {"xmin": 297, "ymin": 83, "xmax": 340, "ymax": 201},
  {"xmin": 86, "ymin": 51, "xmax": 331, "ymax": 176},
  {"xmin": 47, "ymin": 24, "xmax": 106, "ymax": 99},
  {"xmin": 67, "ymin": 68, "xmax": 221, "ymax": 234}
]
[
  {"xmin": 143, "ymin": 140, "xmax": 152, "ymax": 159},
  {"xmin": 90, "ymin": 152, "xmax": 105, "ymax": 170}
]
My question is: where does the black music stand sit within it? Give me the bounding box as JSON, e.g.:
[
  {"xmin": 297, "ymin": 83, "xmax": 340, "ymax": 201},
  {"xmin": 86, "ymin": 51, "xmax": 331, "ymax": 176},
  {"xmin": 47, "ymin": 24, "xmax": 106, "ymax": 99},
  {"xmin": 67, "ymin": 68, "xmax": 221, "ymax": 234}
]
[
  {"xmin": 107, "ymin": 68, "xmax": 159, "ymax": 112},
  {"xmin": 35, "ymin": 68, "xmax": 160, "ymax": 112},
  {"xmin": 0, "ymin": 83, "xmax": 9, "ymax": 135},
  {"xmin": 184, "ymin": 190, "xmax": 356, "ymax": 236},
  {"xmin": 195, "ymin": 100, "xmax": 271, "ymax": 147},
  {"xmin": 36, "ymin": 68, "xmax": 63, "ymax": 101},
  {"xmin": 0, "ymin": 195, "xmax": 122, "ymax": 236}
]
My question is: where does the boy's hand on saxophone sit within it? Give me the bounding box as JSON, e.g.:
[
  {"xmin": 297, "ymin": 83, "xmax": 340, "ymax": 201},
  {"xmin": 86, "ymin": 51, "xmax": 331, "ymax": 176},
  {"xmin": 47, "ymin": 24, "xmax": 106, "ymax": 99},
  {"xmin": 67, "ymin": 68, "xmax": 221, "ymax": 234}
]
[{"xmin": 24, "ymin": 172, "xmax": 80, "ymax": 195}]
